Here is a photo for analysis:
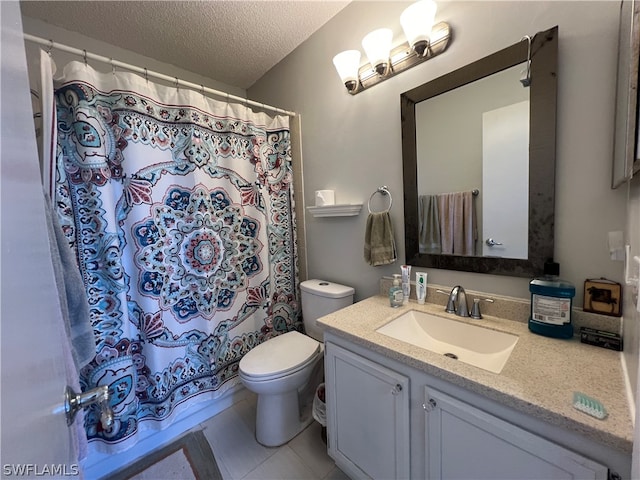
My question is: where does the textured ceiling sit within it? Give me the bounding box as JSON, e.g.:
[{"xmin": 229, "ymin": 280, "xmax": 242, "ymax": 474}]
[{"xmin": 20, "ymin": 1, "xmax": 349, "ymax": 89}]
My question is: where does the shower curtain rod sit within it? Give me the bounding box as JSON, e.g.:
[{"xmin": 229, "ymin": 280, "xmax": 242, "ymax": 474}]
[{"xmin": 23, "ymin": 33, "xmax": 297, "ymax": 117}]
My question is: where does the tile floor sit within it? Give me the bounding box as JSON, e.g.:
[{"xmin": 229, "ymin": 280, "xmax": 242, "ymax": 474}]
[{"xmin": 201, "ymin": 393, "xmax": 349, "ymax": 480}]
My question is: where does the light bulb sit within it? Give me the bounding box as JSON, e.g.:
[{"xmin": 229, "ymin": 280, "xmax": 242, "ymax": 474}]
[
  {"xmin": 362, "ymin": 28, "xmax": 393, "ymax": 76},
  {"xmin": 333, "ymin": 50, "xmax": 361, "ymax": 92},
  {"xmin": 401, "ymin": 0, "xmax": 437, "ymax": 56}
]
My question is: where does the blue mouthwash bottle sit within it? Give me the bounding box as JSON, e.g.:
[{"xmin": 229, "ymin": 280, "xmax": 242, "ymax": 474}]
[{"xmin": 528, "ymin": 260, "xmax": 575, "ymax": 339}]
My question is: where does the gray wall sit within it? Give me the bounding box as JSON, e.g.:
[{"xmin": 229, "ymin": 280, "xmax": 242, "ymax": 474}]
[{"xmin": 249, "ymin": 1, "xmax": 627, "ymax": 306}]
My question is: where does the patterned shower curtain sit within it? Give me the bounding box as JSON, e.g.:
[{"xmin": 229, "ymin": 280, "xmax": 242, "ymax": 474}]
[{"xmin": 45, "ymin": 61, "xmax": 301, "ymax": 452}]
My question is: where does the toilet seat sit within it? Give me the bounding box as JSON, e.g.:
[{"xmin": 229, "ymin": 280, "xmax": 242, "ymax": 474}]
[{"xmin": 239, "ymin": 331, "xmax": 321, "ymax": 382}]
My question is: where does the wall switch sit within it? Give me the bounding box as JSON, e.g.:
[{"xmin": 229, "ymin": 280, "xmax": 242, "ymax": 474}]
[{"xmin": 608, "ymin": 231, "xmax": 625, "ymax": 261}]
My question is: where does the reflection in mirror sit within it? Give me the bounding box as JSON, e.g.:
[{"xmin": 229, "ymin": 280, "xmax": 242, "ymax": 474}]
[
  {"xmin": 401, "ymin": 26, "xmax": 558, "ymax": 277},
  {"xmin": 416, "ymin": 62, "xmax": 530, "ymax": 259}
]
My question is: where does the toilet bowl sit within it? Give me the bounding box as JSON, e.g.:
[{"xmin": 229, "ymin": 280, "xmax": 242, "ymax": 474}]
[
  {"xmin": 238, "ymin": 279, "xmax": 354, "ymax": 447},
  {"xmin": 239, "ymin": 331, "xmax": 323, "ymax": 447}
]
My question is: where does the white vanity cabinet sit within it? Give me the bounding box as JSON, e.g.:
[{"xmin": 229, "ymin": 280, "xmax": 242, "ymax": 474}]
[
  {"xmin": 324, "ymin": 332, "xmax": 623, "ymax": 479},
  {"xmin": 424, "ymin": 387, "xmax": 608, "ymax": 479},
  {"xmin": 324, "ymin": 341, "xmax": 410, "ymax": 480}
]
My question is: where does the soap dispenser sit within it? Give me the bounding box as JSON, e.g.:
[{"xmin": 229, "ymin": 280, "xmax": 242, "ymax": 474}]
[
  {"xmin": 528, "ymin": 260, "xmax": 575, "ymax": 339},
  {"xmin": 389, "ymin": 274, "xmax": 403, "ymax": 308}
]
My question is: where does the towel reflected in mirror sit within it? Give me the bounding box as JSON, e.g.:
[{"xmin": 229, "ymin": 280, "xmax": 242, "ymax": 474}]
[{"xmin": 419, "ymin": 190, "xmax": 477, "ymax": 256}]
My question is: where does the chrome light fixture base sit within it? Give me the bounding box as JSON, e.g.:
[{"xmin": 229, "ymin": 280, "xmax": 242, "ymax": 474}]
[{"xmin": 347, "ymin": 21, "xmax": 451, "ymax": 95}]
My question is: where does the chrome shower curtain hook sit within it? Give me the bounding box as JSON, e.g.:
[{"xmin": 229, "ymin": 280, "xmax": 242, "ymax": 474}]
[
  {"xmin": 200, "ymin": 84, "xmax": 205, "ymax": 98},
  {"xmin": 174, "ymin": 77, "xmax": 179, "ymax": 90},
  {"xmin": 110, "ymin": 58, "xmax": 116, "ymax": 76},
  {"xmin": 82, "ymin": 49, "xmax": 87, "ymax": 66},
  {"xmin": 144, "ymin": 68, "xmax": 148, "ymax": 83},
  {"xmin": 46, "ymin": 39, "xmax": 54, "ymax": 56}
]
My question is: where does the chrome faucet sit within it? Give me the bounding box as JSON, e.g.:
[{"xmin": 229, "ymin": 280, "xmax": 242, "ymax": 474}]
[{"xmin": 445, "ymin": 285, "xmax": 470, "ymax": 317}]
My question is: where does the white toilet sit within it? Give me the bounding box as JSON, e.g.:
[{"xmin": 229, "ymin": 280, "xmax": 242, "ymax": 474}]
[{"xmin": 239, "ymin": 279, "xmax": 354, "ymax": 447}]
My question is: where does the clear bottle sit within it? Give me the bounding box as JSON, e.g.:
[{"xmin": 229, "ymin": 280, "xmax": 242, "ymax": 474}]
[
  {"xmin": 528, "ymin": 260, "xmax": 575, "ymax": 339},
  {"xmin": 389, "ymin": 274, "xmax": 404, "ymax": 308}
]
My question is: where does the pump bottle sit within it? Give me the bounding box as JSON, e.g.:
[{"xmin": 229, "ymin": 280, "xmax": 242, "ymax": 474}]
[{"xmin": 389, "ymin": 274, "xmax": 403, "ymax": 308}]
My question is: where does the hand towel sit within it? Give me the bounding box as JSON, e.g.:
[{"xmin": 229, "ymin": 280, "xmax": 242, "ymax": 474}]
[
  {"xmin": 437, "ymin": 191, "xmax": 477, "ymax": 256},
  {"xmin": 418, "ymin": 195, "xmax": 441, "ymax": 254},
  {"xmin": 364, "ymin": 211, "xmax": 397, "ymax": 266}
]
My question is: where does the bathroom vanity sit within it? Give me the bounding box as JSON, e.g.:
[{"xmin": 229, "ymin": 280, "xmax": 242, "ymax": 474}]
[{"xmin": 318, "ymin": 296, "xmax": 632, "ymax": 479}]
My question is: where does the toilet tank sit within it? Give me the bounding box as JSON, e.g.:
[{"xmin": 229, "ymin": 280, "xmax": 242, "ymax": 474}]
[{"xmin": 300, "ymin": 279, "xmax": 355, "ymax": 341}]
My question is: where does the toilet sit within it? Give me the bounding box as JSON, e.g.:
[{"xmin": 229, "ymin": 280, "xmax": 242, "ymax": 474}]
[{"xmin": 239, "ymin": 279, "xmax": 354, "ymax": 447}]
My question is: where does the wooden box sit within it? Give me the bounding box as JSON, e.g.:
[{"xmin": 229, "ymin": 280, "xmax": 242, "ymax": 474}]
[{"xmin": 583, "ymin": 278, "xmax": 622, "ymax": 317}]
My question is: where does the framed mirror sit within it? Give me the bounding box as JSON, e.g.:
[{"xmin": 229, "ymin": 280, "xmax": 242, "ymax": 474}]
[{"xmin": 401, "ymin": 26, "xmax": 558, "ymax": 277}]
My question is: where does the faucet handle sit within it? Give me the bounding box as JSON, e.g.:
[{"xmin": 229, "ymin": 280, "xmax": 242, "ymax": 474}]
[
  {"xmin": 470, "ymin": 297, "xmax": 494, "ymax": 319},
  {"xmin": 470, "ymin": 299, "xmax": 482, "ymax": 319}
]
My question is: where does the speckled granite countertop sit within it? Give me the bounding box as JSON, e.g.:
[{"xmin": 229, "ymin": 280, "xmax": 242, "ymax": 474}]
[{"xmin": 317, "ymin": 295, "xmax": 633, "ymax": 454}]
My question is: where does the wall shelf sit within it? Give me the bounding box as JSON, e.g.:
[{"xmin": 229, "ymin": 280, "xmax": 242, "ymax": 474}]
[{"xmin": 306, "ymin": 204, "xmax": 362, "ymax": 217}]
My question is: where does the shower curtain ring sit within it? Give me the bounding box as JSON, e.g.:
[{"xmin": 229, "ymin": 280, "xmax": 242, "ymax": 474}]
[
  {"xmin": 144, "ymin": 68, "xmax": 148, "ymax": 83},
  {"xmin": 110, "ymin": 58, "xmax": 116, "ymax": 75},
  {"xmin": 82, "ymin": 49, "xmax": 87, "ymax": 66},
  {"xmin": 200, "ymin": 84, "xmax": 205, "ymax": 97},
  {"xmin": 174, "ymin": 77, "xmax": 179, "ymax": 89},
  {"xmin": 46, "ymin": 39, "xmax": 54, "ymax": 55}
]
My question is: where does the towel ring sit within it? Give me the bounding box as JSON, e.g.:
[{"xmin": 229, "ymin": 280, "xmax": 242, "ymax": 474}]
[{"xmin": 368, "ymin": 186, "xmax": 393, "ymax": 214}]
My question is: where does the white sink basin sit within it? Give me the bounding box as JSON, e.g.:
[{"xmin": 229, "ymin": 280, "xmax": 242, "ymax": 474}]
[{"xmin": 376, "ymin": 310, "xmax": 518, "ymax": 373}]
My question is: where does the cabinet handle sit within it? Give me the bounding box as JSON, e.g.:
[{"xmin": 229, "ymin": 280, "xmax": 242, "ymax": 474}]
[
  {"xmin": 422, "ymin": 398, "xmax": 437, "ymax": 412},
  {"xmin": 391, "ymin": 384, "xmax": 403, "ymax": 395}
]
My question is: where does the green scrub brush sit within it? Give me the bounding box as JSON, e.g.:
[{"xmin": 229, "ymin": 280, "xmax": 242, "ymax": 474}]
[{"xmin": 573, "ymin": 392, "xmax": 608, "ymax": 420}]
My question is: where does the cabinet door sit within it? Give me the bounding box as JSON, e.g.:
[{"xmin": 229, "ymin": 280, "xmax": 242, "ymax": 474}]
[
  {"xmin": 424, "ymin": 387, "xmax": 608, "ymax": 479},
  {"xmin": 325, "ymin": 342, "xmax": 410, "ymax": 479}
]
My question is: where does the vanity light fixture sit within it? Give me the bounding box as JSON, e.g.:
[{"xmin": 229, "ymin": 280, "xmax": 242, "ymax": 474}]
[{"xmin": 332, "ymin": 0, "xmax": 452, "ymax": 95}]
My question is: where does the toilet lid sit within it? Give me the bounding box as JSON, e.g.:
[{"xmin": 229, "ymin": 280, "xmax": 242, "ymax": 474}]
[{"xmin": 239, "ymin": 331, "xmax": 320, "ymax": 378}]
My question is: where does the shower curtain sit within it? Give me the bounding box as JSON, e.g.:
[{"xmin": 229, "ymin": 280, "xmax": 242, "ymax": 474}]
[{"xmin": 44, "ymin": 60, "xmax": 301, "ymax": 452}]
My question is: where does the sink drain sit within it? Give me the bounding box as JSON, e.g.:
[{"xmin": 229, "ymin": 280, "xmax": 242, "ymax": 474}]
[{"xmin": 444, "ymin": 353, "xmax": 458, "ymax": 360}]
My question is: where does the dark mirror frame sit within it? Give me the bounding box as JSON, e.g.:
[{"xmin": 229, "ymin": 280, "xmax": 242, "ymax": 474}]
[{"xmin": 401, "ymin": 26, "xmax": 558, "ymax": 277}]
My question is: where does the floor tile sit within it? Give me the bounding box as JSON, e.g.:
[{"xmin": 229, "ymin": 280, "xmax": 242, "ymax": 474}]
[
  {"xmin": 243, "ymin": 446, "xmax": 320, "ymax": 480},
  {"xmin": 129, "ymin": 449, "xmax": 196, "ymax": 480},
  {"xmin": 132, "ymin": 389, "xmax": 344, "ymax": 480},
  {"xmin": 201, "ymin": 400, "xmax": 278, "ymax": 479},
  {"xmin": 288, "ymin": 422, "xmax": 334, "ymax": 479},
  {"xmin": 234, "ymin": 391, "xmax": 258, "ymax": 432},
  {"xmin": 323, "ymin": 466, "xmax": 351, "ymax": 480}
]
